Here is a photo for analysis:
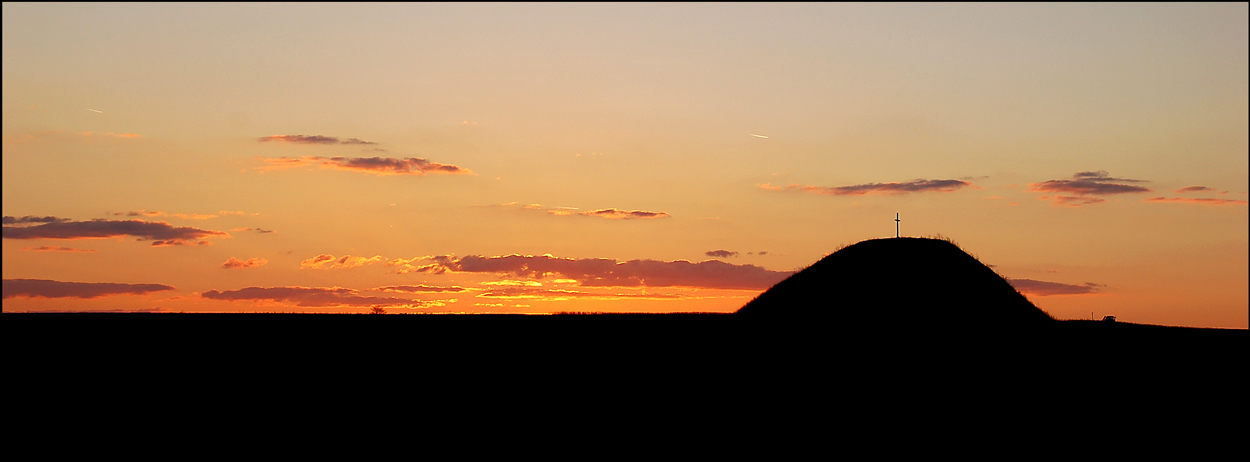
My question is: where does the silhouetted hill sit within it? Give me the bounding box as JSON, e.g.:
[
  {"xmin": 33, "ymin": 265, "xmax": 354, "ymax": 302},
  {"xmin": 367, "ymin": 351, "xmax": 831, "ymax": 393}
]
[{"xmin": 737, "ymin": 237, "xmax": 1052, "ymax": 326}]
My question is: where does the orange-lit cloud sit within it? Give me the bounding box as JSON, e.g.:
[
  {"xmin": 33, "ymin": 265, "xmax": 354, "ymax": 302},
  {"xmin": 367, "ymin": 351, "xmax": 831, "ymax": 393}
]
[
  {"xmin": 260, "ymin": 156, "xmax": 473, "ymax": 176},
  {"xmin": 1143, "ymin": 197, "xmax": 1248, "ymax": 206},
  {"xmin": 222, "ymin": 257, "xmax": 268, "ymax": 269},
  {"xmin": 3, "ymin": 278, "xmax": 174, "ymax": 299},
  {"xmin": 231, "ymin": 227, "xmax": 276, "ymax": 233},
  {"xmin": 500, "ymin": 203, "xmax": 669, "ymax": 219},
  {"xmin": 385, "ymin": 256, "xmax": 450, "ymax": 274},
  {"xmin": 1028, "ymin": 171, "xmax": 1151, "ymax": 206},
  {"xmin": 151, "ymin": 239, "xmax": 212, "ymax": 247},
  {"xmin": 258, "ymin": 135, "xmax": 377, "ymax": 145},
  {"xmin": 22, "ymin": 246, "xmax": 96, "ymax": 253},
  {"xmin": 2, "ymin": 217, "xmax": 229, "ymax": 246},
  {"xmin": 200, "ymin": 286, "xmax": 433, "ymax": 308},
  {"xmin": 372, "ymin": 284, "xmax": 467, "ymax": 293},
  {"xmin": 574, "ymin": 208, "xmax": 671, "ymax": 219},
  {"xmin": 705, "ymin": 250, "xmax": 739, "ymax": 258},
  {"xmin": 1007, "ymin": 278, "xmax": 1103, "ymax": 296},
  {"xmin": 763, "ymin": 179, "xmax": 974, "ymax": 196},
  {"xmin": 475, "ymin": 286, "xmax": 682, "ymax": 301},
  {"xmin": 300, "ymin": 254, "xmax": 384, "ymax": 270},
  {"xmin": 387, "ymin": 254, "xmax": 793, "ymax": 290}
]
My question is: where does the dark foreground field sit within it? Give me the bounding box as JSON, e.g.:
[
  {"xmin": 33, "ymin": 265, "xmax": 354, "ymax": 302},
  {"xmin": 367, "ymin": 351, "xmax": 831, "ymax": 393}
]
[
  {"xmin": 6, "ymin": 312, "xmax": 1244, "ymax": 443},
  {"xmin": 6, "ymin": 312, "xmax": 1241, "ymax": 369}
]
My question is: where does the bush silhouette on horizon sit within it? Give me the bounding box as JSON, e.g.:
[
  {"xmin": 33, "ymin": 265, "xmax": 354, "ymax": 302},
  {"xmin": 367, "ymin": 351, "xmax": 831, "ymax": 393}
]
[{"xmin": 737, "ymin": 237, "xmax": 1052, "ymax": 327}]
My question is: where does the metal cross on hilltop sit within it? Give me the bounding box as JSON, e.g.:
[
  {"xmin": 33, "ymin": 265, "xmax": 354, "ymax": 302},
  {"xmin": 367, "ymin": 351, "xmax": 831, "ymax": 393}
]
[{"xmin": 895, "ymin": 213, "xmax": 900, "ymax": 238}]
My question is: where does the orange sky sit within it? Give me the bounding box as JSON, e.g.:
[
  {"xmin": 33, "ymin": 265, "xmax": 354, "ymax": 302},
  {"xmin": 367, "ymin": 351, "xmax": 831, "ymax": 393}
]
[{"xmin": 3, "ymin": 3, "xmax": 1247, "ymax": 327}]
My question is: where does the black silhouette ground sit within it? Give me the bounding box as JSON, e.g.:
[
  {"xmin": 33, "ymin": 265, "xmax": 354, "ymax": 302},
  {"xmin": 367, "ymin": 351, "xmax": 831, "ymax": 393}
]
[{"xmin": 738, "ymin": 237, "xmax": 1052, "ymax": 328}]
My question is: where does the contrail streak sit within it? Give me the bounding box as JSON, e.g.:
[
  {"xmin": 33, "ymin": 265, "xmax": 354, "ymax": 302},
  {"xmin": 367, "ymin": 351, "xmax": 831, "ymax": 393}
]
[
  {"xmin": 86, "ymin": 108, "xmax": 103, "ymax": 113},
  {"xmin": 750, "ymin": 134, "xmax": 768, "ymax": 139}
]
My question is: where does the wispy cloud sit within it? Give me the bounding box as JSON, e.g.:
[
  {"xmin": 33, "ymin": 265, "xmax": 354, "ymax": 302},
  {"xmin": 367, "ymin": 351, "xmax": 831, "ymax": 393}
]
[
  {"xmin": 761, "ymin": 179, "xmax": 974, "ymax": 196},
  {"xmin": 1007, "ymin": 278, "xmax": 1103, "ymax": 296},
  {"xmin": 1036, "ymin": 196, "xmax": 1106, "ymax": 207},
  {"xmin": 222, "ymin": 257, "xmax": 268, "ymax": 269},
  {"xmin": 231, "ymin": 227, "xmax": 276, "ymax": 234},
  {"xmin": 200, "ymin": 286, "xmax": 434, "ymax": 308},
  {"xmin": 1028, "ymin": 171, "xmax": 1151, "ymax": 206},
  {"xmin": 22, "ymin": 246, "xmax": 97, "ymax": 253},
  {"xmin": 705, "ymin": 250, "xmax": 739, "ymax": 258},
  {"xmin": 372, "ymin": 284, "xmax": 467, "ymax": 293},
  {"xmin": 3, "ymin": 278, "xmax": 174, "ymax": 299},
  {"xmin": 499, "ymin": 202, "xmax": 670, "ymax": 219},
  {"xmin": 258, "ymin": 135, "xmax": 377, "ymax": 145},
  {"xmin": 2, "ymin": 218, "xmax": 229, "ymax": 246},
  {"xmin": 260, "ymin": 156, "xmax": 473, "ymax": 176},
  {"xmin": 3, "ymin": 130, "xmax": 143, "ymax": 144},
  {"xmin": 386, "ymin": 254, "xmax": 793, "ymax": 290},
  {"xmin": 78, "ymin": 131, "xmax": 141, "ymax": 138},
  {"xmin": 112, "ymin": 210, "xmax": 217, "ymax": 220},
  {"xmin": 1143, "ymin": 197, "xmax": 1248, "ymax": 206},
  {"xmin": 475, "ymin": 286, "xmax": 682, "ymax": 301},
  {"xmin": 300, "ymin": 254, "xmax": 384, "ymax": 270}
]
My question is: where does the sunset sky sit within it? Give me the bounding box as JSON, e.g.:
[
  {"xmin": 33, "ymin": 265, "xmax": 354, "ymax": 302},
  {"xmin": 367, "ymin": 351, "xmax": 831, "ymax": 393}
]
[{"xmin": 3, "ymin": 3, "xmax": 1246, "ymax": 327}]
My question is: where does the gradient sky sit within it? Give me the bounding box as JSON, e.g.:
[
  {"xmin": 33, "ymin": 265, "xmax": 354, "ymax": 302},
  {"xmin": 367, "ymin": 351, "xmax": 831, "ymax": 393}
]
[{"xmin": 3, "ymin": 3, "xmax": 1246, "ymax": 327}]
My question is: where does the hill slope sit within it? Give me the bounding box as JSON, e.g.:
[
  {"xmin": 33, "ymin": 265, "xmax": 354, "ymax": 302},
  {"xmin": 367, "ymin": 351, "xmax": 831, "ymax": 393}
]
[{"xmin": 737, "ymin": 237, "xmax": 1052, "ymax": 326}]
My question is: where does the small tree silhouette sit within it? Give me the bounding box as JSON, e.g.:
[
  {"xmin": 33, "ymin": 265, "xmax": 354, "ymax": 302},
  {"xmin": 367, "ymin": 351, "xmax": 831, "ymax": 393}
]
[{"xmin": 370, "ymin": 306, "xmax": 387, "ymax": 315}]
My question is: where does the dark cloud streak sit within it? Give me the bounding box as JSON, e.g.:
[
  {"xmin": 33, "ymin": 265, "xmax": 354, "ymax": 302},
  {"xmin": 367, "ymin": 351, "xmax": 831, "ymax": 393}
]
[
  {"xmin": 2, "ymin": 218, "xmax": 228, "ymax": 245},
  {"xmin": 3, "ymin": 216, "xmax": 71, "ymax": 225},
  {"xmin": 388, "ymin": 254, "xmax": 793, "ymax": 290},
  {"xmin": 765, "ymin": 179, "xmax": 974, "ymax": 196},
  {"xmin": 258, "ymin": 135, "xmax": 377, "ymax": 145},
  {"xmin": 201, "ymin": 286, "xmax": 429, "ymax": 308},
  {"xmin": 1007, "ymin": 278, "xmax": 1102, "ymax": 296},
  {"xmin": 3, "ymin": 279, "xmax": 174, "ymax": 299}
]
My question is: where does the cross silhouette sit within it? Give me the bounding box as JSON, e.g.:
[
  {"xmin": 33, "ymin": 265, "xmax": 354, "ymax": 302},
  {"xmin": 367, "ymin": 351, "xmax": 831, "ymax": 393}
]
[{"xmin": 895, "ymin": 213, "xmax": 900, "ymax": 238}]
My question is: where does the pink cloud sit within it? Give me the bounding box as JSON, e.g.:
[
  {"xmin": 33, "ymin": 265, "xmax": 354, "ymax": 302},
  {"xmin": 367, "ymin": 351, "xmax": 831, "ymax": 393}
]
[{"xmin": 3, "ymin": 278, "xmax": 174, "ymax": 299}]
